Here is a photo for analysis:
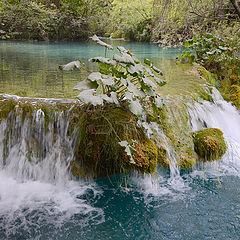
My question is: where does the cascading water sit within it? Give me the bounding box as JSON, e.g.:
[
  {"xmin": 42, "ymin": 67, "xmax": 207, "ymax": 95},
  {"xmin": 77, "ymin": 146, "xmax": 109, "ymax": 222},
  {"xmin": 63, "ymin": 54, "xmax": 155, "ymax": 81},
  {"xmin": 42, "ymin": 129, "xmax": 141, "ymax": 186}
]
[
  {"xmin": 0, "ymin": 100, "xmax": 104, "ymax": 239},
  {"xmin": 1, "ymin": 37, "xmax": 240, "ymax": 238},
  {"xmin": 0, "ymin": 87, "xmax": 240, "ymax": 239},
  {"xmin": 189, "ymin": 88, "xmax": 240, "ymax": 177}
]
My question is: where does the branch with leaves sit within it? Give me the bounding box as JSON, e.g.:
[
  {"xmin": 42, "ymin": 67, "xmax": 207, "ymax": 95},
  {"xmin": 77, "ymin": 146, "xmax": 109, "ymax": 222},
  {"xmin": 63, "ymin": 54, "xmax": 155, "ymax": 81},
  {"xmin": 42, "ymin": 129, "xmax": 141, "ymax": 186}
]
[{"xmin": 60, "ymin": 35, "xmax": 166, "ymax": 163}]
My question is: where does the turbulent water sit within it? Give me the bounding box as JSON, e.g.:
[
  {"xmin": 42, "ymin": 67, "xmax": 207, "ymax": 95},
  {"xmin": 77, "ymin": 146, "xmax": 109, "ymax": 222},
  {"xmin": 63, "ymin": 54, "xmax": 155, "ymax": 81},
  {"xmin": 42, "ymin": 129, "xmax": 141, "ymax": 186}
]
[
  {"xmin": 0, "ymin": 89, "xmax": 239, "ymax": 239},
  {"xmin": 0, "ymin": 41, "xmax": 239, "ymax": 239}
]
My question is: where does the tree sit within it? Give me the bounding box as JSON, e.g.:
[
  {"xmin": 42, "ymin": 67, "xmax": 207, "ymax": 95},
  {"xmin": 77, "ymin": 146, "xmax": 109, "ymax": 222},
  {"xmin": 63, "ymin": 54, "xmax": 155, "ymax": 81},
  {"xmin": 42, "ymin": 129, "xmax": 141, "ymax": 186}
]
[{"xmin": 230, "ymin": 0, "xmax": 240, "ymax": 17}]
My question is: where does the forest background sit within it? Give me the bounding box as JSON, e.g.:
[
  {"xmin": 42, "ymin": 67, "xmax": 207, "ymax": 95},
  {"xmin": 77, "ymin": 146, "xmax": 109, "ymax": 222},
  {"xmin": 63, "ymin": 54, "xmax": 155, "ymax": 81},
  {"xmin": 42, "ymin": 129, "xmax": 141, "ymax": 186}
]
[{"xmin": 0, "ymin": 0, "xmax": 239, "ymax": 46}]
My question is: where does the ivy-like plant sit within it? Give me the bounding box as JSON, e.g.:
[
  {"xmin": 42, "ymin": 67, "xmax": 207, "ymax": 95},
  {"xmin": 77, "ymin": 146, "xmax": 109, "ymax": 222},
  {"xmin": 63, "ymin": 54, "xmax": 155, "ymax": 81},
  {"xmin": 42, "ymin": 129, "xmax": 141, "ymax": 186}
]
[
  {"xmin": 60, "ymin": 35, "xmax": 166, "ymax": 162},
  {"xmin": 178, "ymin": 33, "xmax": 240, "ymax": 71}
]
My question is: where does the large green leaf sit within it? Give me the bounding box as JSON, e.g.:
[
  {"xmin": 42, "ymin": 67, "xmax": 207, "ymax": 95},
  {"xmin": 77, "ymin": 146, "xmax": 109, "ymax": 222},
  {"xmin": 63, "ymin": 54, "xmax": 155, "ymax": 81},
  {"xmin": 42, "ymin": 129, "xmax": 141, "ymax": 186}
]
[
  {"xmin": 90, "ymin": 35, "xmax": 113, "ymax": 50},
  {"xmin": 89, "ymin": 57, "xmax": 117, "ymax": 66},
  {"xmin": 59, "ymin": 60, "xmax": 81, "ymax": 71}
]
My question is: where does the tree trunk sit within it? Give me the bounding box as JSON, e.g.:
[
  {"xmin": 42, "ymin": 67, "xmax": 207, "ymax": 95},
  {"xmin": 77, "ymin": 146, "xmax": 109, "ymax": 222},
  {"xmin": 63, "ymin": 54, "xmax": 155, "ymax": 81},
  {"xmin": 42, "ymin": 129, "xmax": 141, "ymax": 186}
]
[{"xmin": 230, "ymin": 0, "xmax": 240, "ymax": 18}]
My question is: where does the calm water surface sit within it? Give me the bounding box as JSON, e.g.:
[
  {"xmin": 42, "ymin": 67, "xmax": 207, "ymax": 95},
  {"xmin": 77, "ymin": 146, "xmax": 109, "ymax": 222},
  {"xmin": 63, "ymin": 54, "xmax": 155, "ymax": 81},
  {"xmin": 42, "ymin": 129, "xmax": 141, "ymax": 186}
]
[{"xmin": 0, "ymin": 40, "xmax": 203, "ymax": 98}]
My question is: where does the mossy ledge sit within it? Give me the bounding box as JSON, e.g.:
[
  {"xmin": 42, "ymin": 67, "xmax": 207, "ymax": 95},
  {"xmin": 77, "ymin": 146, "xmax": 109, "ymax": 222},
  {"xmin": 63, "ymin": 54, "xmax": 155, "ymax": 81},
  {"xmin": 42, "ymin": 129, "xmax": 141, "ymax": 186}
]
[
  {"xmin": 193, "ymin": 128, "xmax": 227, "ymax": 162},
  {"xmin": 0, "ymin": 96, "xmax": 75, "ymax": 129},
  {"xmin": 72, "ymin": 104, "xmax": 158, "ymax": 178},
  {"xmin": 151, "ymin": 101, "xmax": 196, "ymax": 170},
  {"xmin": 0, "ymin": 96, "xmax": 158, "ymax": 178}
]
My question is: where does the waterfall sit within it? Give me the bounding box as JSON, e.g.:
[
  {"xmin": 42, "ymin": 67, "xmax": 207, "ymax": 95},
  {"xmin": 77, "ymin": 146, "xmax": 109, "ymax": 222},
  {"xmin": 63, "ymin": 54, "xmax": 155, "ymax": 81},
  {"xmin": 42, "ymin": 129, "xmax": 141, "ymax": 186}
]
[
  {"xmin": 0, "ymin": 99, "xmax": 104, "ymax": 237},
  {"xmin": 0, "ymin": 106, "xmax": 74, "ymax": 183},
  {"xmin": 188, "ymin": 88, "xmax": 240, "ymax": 177},
  {"xmin": 1, "ymin": 88, "xmax": 240, "ymax": 236}
]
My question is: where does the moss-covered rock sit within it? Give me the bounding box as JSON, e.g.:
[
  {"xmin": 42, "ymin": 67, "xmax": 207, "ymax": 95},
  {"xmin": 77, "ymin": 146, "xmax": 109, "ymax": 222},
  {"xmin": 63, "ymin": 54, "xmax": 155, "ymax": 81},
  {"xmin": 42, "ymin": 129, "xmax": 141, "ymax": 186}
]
[
  {"xmin": 230, "ymin": 85, "xmax": 240, "ymax": 109},
  {"xmin": 193, "ymin": 128, "xmax": 227, "ymax": 162},
  {"xmin": 155, "ymin": 101, "xmax": 196, "ymax": 169},
  {"xmin": 0, "ymin": 97, "xmax": 16, "ymax": 121},
  {"xmin": 130, "ymin": 138, "xmax": 158, "ymax": 174},
  {"xmin": 73, "ymin": 104, "xmax": 158, "ymax": 178},
  {"xmin": 178, "ymin": 155, "xmax": 196, "ymax": 169},
  {"xmin": 70, "ymin": 161, "xmax": 85, "ymax": 178},
  {"xmin": 157, "ymin": 144, "xmax": 195, "ymax": 169},
  {"xmin": 0, "ymin": 96, "xmax": 78, "ymax": 128},
  {"xmin": 157, "ymin": 145, "xmax": 169, "ymax": 168}
]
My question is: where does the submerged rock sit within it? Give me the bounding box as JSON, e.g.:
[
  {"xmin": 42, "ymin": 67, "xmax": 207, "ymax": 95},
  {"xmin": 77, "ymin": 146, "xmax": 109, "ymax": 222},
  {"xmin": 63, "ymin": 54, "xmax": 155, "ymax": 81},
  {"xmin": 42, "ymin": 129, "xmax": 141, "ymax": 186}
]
[{"xmin": 193, "ymin": 128, "xmax": 227, "ymax": 162}]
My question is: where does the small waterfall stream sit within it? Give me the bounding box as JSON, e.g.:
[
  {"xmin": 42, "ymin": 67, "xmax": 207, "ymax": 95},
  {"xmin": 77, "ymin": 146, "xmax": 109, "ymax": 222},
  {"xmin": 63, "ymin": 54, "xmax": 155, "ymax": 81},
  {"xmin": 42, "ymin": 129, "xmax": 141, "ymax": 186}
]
[
  {"xmin": 0, "ymin": 106, "xmax": 73, "ymax": 183},
  {"xmin": 0, "ymin": 101, "xmax": 104, "ymax": 238},
  {"xmin": 0, "ymin": 88, "xmax": 240, "ymax": 239},
  {"xmin": 189, "ymin": 88, "xmax": 240, "ymax": 177}
]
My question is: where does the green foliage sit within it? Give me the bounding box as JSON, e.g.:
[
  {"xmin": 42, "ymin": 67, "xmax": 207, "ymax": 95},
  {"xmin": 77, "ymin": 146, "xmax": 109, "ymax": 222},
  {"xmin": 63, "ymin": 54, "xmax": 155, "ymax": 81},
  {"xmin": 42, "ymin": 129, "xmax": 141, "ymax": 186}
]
[
  {"xmin": 0, "ymin": 0, "xmax": 113, "ymax": 40},
  {"xmin": 106, "ymin": 0, "xmax": 240, "ymax": 45},
  {"xmin": 178, "ymin": 33, "xmax": 240, "ymax": 107},
  {"xmin": 1, "ymin": 0, "xmax": 239, "ymax": 43},
  {"xmin": 106, "ymin": 0, "xmax": 153, "ymax": 41},
  {"xmin": 61, "ymin": 36, "xmax": 166, "ymax": 173},
  {"xmin": 67, "ymin": 36, "xmax": 166, "ymax": 118},
  {"xmin": 178, "ymin": 33, "xmax": 240, "ymax": 67}
]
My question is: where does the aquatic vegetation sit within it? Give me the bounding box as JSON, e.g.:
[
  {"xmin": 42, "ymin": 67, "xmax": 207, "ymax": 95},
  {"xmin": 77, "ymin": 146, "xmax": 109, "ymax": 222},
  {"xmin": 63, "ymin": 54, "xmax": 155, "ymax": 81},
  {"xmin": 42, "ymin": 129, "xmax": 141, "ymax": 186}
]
[
  {"xmin": 66, "ymin": 35, "xmax": 166, "ymax": 117},
  {"xmin": 61, "ymin": 36, "xmax": 167, "ymax": 176},
  {"xmin": 193, "ymin": 128, "xmax": 227, "ymax": 162},
  {"xmin": 71, "ymin": 104, "xmax": 158, "ymax": 178},
  {"xmin": 178, "ymin": 34, "xmax": 240, "ymax": 107}
]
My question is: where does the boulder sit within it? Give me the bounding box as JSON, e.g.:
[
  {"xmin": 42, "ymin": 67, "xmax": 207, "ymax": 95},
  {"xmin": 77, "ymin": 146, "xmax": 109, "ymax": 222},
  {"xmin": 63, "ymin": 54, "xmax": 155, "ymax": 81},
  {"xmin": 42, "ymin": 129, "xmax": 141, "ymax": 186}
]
[
  {"xmin": 72, "ymin": 104, "xmax": 158, "ymax": 178},
  {"xmin": 193, "ymin": 128, "xmax": 227, "ymax": 162}
]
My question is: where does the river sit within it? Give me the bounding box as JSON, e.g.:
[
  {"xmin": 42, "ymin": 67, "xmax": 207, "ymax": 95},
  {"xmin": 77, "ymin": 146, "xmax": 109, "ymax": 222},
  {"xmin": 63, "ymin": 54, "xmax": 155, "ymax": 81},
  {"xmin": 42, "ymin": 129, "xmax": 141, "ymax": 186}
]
[{"xmin": 0, "ymin": 40, "xmax": 239, "ymax": 240}]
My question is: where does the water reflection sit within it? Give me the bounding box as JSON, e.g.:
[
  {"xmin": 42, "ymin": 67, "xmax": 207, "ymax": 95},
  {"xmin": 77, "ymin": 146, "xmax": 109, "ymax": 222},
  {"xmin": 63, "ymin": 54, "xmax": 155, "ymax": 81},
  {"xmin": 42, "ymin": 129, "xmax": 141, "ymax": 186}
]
[{"xmin": 0, "ymin": 41, "xmax": 204, "ymax": 98}]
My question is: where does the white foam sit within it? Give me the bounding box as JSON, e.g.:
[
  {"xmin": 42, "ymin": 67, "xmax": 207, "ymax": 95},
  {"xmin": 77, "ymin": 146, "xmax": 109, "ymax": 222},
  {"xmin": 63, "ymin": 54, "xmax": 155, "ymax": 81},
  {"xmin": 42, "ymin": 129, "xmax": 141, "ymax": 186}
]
[
  {"xmin": 189, "ymin": 88, "xmax": 240, "ymax": 177},
  {"xmin": 0, "ymin": 170, "xmax": 104, "ymax": 236}
]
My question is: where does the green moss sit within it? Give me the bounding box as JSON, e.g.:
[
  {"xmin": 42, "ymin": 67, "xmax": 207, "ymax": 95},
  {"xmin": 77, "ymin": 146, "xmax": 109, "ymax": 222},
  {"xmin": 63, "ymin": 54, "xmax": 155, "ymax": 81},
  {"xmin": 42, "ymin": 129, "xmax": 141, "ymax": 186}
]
[
  {"xmin": 157, "ymin": 145, "xmax": 169, "ymax": 168},
  {"xmin": 198, "ymin": 88, "xmax": 214, "ymax": 102},
  {"xmin": 156, "ymin": 102, "xmax": 196, "ymax": 169},
  {"xmin": 70, "ymin": 161, "xmax": 86, "ymax": 178},
  {"xmin": 0, "ymin": 96, "xmax": 79, "ymax": 133},
  {"xmin": 196, "ymin": 66, "xmax": 218, "ymax": 87},
  {"xmin": 178, "ymin": 155, "xmax": 196, "ymax": 169},
  {"xmin": 0, "ymin": 98, "xmax": 16, "ymax": 122},
  {"xmin": 193, "ymin": 128, "xmax": 227, "ymax": 162},
  {"xmin": 157, "ymin": 145, "xmax": 195, "ymax": 169},
  {"xmin": 19, "ymin": 101, "xmax": 35, "ymax": 121},
  {"xmin": 127, "ymin": 138, "xmax": 158, "ymax": 174},
  {"xmin": 72, "ymin": 104, "xmax": 158, "ymax": 178}
]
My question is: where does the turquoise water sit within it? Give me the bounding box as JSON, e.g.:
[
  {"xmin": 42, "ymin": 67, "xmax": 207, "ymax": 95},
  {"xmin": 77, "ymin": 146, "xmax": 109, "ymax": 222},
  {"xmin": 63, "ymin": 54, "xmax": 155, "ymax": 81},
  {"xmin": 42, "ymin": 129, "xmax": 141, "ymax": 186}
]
[
  {"xmin": 0, "ymin": 40, "xmax": 203, "ymax": 98},
  {"xmin": 1, "ymin": 171, "xmax": 239, "ymax": 239},
  {"xmin": 0, "ymin": 41, "xmax": 240, "ymax": 240}
]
